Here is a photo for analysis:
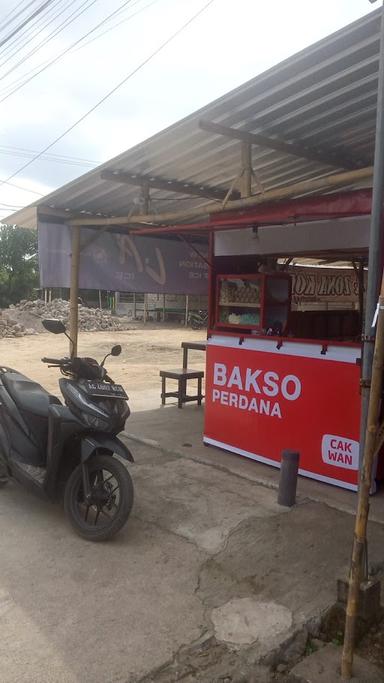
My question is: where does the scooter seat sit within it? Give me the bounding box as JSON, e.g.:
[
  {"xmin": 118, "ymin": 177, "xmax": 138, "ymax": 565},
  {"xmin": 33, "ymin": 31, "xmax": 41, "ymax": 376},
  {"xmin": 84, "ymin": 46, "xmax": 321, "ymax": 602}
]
[{"xmin": 2, "ymin": 371, "xmax": 61, "ymax": 417}]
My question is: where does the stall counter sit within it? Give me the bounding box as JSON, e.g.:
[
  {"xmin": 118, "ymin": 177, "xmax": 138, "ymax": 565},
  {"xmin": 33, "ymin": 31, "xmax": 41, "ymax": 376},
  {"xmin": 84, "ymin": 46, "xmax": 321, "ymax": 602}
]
[{"xmin": 203, "ymin": 334, "xmax": 361, "ymax": 491}]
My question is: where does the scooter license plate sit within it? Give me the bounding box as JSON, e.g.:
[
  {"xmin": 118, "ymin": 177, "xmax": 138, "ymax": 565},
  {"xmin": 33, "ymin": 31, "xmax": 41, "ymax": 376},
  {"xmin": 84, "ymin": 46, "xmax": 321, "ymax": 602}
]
[{"xmin": 83, "ymin": 380, "xmax": 128, "ymax": 399}]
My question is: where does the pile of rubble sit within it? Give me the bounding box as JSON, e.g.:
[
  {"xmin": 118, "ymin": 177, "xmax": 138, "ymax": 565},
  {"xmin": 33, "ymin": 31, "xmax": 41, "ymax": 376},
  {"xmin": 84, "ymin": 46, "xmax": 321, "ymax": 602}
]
[
  {"xmin": 1, "ymin": 299, "xmax": 132, "ymax": 336},
  {"xmin": 0, "ymin": 312, "xmax": 36, "ymax": 338}
]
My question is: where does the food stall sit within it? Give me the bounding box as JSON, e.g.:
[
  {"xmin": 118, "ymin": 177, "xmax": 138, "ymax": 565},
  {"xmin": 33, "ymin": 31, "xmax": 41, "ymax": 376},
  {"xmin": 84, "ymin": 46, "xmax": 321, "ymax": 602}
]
[{"xmin": 203, "ymin": 198, "xmax": 373, "ymax": 491}]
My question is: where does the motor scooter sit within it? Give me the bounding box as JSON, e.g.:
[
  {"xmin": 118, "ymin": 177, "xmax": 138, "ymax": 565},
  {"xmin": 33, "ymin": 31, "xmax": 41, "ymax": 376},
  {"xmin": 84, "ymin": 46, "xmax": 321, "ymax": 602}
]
[
  {"xmin": 0, "ymin": 319, "xmax": 134, "ymax": 541},
  {"xmin": 189, "ymin": 309, "xmax": 208, "ymax": 330}
]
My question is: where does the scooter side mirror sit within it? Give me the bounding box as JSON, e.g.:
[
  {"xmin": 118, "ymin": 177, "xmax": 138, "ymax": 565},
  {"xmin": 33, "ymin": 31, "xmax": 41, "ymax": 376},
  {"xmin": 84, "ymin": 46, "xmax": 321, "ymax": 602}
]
[
  {"xmin": 42, "ymin": 319, "xmax": 67, "ymax": 335},
  {"xmin": 100, "ymin": 344, "xmax": 122, "ymax": 367}
]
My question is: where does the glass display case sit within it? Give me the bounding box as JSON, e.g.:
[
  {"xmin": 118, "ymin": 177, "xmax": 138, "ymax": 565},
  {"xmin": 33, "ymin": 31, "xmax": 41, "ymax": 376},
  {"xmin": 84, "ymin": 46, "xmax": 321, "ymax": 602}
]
[{"xmin": 216, "ymin": 273, "xmax": 291, "ymax": 333}]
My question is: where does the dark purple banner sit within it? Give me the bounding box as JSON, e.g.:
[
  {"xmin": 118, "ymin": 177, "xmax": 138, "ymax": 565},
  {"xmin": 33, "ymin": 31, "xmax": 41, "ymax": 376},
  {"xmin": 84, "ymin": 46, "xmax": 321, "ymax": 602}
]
[{"xmin": 38, "ymin": 222, "xmax": 208, "ymax": 294}]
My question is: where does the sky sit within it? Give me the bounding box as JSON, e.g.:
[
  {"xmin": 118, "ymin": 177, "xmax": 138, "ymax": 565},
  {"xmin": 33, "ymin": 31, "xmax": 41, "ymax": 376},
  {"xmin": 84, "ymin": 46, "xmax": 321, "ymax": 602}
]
[{"xmin": 0, "ymin": 0, "xmax": 379, "ymax": 219}]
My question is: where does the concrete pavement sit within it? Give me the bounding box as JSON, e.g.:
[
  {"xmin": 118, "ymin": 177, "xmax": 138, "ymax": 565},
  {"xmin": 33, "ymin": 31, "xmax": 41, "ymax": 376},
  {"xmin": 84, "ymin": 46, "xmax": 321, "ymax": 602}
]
[
  {"xmin": 1, "ymin": 405, "xmax": 384, "ymax": 681},
  {"xmin": 125, "ymin": 403, "xmax": 384, "ymax": 523},
  {"xmin": 0, "ymin": 450, "xmax": 205, "ymax": 683}
]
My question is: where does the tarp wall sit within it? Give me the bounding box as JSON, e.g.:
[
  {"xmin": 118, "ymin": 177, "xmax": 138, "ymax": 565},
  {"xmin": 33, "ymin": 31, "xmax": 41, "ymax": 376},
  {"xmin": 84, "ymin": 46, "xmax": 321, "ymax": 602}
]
[{"xmin": 38, "ymin": 222, "xmax": 208, "ymax": 294}]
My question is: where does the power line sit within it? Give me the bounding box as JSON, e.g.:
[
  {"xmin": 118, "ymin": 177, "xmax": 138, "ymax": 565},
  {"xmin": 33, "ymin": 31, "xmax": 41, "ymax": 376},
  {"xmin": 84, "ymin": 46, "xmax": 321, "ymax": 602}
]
[
  {"xmin": 0, "ymin": 0, "xmax": 147, "ymax": 97},
  {"xmin": 0, "ymin": 0, "xmax": 136, "ymax": 100},
  {"xmin": 0, "ymin": 1, "xmax": 94, "ymax": 70},
  {"xmin": 0, "ymin": 179, "xmax": 44, "ymax": 195},
  {"xmin": 0, "ymin": 0, "xmax": 99, "ymax": 79},
  {"xmin": 0, "ymin": 0, "xmax": 57, "ymax": 50},
  {"xmin": 75, "ymin": 0, "xmax": 159, "ymax": 52},
  {"xmin": 0, "ymin": 1, "xmax": 97, "ymax": 91},
  {"xmin": 0, "ymin": 0, "xmax": 73, "ymax": 68},
  {"xmin": 0, "ymin": 0, "xmax": 216, "ymax": 190},
  {"xmin": 0, "ymin": 0, "xmax": 66, "ymax": 58},
  {"xmin": 0, "ymin": 202, "xmax": 27, "ymax": 209},
  {"xmin": 0, "ymin": 144, "xmax": 98, "ymax": 167},
  {"xmin": 74, "ymin": 0, "xmax": 147, "ymax": 47},
  {"xmin": 0, "ymin": 0, "xmax": 40, "ymax": 34}
]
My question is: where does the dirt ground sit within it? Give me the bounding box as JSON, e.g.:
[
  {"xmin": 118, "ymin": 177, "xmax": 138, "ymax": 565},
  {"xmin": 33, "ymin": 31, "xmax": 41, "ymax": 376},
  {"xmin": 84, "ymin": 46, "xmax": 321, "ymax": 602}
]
[{"xmin": 0, "ymin": 323, "xmax": 206, "ymax": 411}]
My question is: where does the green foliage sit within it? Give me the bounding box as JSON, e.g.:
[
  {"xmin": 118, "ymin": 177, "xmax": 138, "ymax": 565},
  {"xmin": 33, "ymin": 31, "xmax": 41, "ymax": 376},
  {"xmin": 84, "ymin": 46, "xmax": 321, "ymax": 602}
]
[
  {"xmin": 332, "ymin": 632, "xmax": 344, "ymax": 647},
  {"xmin": 305, "ymin": 640, "xmax": 316, "ymax": 656},
  {"xmin": 0, "ymin": 224, "xmax": 38, "ymax": 307}
]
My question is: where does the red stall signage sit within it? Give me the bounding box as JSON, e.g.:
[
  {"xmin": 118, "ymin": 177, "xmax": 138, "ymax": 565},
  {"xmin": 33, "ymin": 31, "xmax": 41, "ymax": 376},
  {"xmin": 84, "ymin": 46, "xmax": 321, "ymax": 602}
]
[{"xmin": 203, "ymin": 338, "xmax": 361, "ymax": 490}]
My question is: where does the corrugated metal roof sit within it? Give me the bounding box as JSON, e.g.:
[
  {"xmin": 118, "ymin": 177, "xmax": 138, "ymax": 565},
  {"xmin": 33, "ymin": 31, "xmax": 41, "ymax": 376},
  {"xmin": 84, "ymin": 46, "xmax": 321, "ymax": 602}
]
[{"xmin": 5, "ymin": 7, "xmax": 381, "ymax": 229}]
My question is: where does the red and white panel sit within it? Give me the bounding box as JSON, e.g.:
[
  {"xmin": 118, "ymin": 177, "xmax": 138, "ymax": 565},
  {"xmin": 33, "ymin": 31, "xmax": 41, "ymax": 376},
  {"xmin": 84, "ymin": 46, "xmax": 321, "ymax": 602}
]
[{"xmin": 203, "ymin": 336, "xmax": 361, "ymax": 491}]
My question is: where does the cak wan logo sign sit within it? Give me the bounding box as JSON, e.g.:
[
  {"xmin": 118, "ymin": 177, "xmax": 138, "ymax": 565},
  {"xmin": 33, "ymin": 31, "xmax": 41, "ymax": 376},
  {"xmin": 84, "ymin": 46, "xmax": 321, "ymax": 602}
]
[{"xmin": 321, "ymin": 435, "xmax": 359, "ymax": 470}]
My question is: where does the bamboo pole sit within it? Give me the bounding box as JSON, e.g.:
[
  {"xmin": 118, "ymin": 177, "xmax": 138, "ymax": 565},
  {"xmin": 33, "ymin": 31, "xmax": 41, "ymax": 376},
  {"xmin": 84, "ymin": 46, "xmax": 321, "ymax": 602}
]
[
  {"xmin": 358, "ymin": 261, "xmax": 365, "ymax": 332},
  {"xmin": 143, "ymin": 293, "xmax": 148, "ymax": 324},
  {"xmin": 69, "ymin": 166, "xmax": 373, "ymax": 228},
  {"xmin": 241, "ymin": 142, "xmax": 252, "ymax": 198},
  {"xmin": 69, "ymin": 225, "xmax": 81, "ymax": 358},
  {"xmin": 141, "ymin": 181, "xmax": 150, "ymax": 215},
  {"xmin": 341, "ymin": 272, "xmax": 384, "ymax": 680}
]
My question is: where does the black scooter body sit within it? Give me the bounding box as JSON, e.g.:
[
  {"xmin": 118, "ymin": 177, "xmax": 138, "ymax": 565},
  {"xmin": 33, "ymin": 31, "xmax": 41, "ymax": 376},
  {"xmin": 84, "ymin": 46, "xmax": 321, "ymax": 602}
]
[{"xmin": 0, "ymin": 366, "xmax": 133, "ymax": 501}]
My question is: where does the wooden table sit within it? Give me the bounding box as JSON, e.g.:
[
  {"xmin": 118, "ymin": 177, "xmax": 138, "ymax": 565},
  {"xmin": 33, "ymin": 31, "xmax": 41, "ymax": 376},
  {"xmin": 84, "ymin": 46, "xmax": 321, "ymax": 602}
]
[{"xmin": 181, "ymin": 340, "xmax": 207, "ymax": 369}]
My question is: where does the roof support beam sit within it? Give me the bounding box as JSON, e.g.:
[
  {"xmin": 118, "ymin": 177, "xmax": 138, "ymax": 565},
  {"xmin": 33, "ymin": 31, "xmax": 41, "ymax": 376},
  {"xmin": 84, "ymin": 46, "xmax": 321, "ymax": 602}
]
[
  {"xmin": 199, "ymin": 119, "xmax": 360, "ymax": 170},
  {"xmin": 100, "ymin": 169, "xmax": 240, "ymax": 201},
  {"xmin": 70, "ymin": 166, "xmax": 373, "ymax": 228}
]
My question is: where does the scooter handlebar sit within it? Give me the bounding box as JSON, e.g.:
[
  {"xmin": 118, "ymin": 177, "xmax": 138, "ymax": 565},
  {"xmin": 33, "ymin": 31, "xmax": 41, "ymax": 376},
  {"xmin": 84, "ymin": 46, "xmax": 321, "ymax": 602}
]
[{"xmin": 41, "ymin": 357, "xmax": 67, "ymax": 364}]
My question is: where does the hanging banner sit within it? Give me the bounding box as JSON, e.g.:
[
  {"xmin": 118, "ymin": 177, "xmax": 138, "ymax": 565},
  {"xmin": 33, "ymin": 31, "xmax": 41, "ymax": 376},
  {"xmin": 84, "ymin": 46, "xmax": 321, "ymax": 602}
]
[
  {"xmin": 289, "ymin": 267, "xmax": 364, "ymax": 305},
  {"xmin": 203, "ymin": 336, "xmax": 361, "ymax": 491},
  {"xmin": 38, "ymin": 222, "xmax": 208, "ymax": 294}
]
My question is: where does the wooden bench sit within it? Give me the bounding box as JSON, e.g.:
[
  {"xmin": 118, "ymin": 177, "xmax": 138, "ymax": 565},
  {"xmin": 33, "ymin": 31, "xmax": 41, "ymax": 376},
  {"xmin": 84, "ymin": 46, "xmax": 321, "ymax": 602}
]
[{"xmin": 160, "ymin": 368, "xmax": 204, "ymax": 409}]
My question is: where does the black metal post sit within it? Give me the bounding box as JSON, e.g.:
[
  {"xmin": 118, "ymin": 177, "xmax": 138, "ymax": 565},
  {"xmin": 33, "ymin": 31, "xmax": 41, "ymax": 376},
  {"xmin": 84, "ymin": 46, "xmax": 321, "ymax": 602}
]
[
  {"xmin": 360, "ymin": 3, "xmax": 384, "ymax": 471},
  {"xmin": 278, "ymin": 450, "xmax": 300, "ymax": 507}
]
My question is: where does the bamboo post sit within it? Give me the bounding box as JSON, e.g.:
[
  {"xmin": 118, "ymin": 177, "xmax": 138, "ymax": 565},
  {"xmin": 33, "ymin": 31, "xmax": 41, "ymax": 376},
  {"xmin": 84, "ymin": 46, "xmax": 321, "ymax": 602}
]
[
  {"xmin": 139, "ymin": 182, "xmax": 150, "ymax": 324},
  {"xmin": 185, "ymin": 294, "xmax": 189, "ymax": 326},
  {"xmin": 359, "ymin": 261, "xmax": 365, "ymax": 332},
  {"xmin": 241, "ymin": 142, "xmax": 252, "ymax": 198},
  {"xmin": 98, "ymin": 290, "xmax": 102, "ymax": 309},
  {"xmin": 341, "ymin": 272, "xmax": 384, "ymax": 680},
  {"xmin": 162, "ymin": 293, "xmax": 166, "ymax": 322},
  {"xmin": 69, "ymin": 226, "xmax": 81, "ymax": 358},
  {"xmin": 141, "ymin": 181, "xmax": 150, "ymax": 215},
  {"xmin": 143, "ymin": 293, "xmax": 148, "ymax": 323}
]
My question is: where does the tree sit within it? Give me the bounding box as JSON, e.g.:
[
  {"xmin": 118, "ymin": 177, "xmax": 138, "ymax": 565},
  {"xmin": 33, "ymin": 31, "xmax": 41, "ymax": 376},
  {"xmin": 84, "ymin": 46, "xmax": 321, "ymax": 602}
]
[{"xmin": 0, "ymin": 224, "xmax": 38, "ymax": 307}]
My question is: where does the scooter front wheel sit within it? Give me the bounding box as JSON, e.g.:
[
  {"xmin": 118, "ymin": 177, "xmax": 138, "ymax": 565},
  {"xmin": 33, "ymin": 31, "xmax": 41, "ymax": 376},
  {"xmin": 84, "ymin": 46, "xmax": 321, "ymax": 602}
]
[
  {"xmin": 64, "ymin": 454, "xmax": 134, "ymax": 541},
  {"xmin": 190, "ymin": 319, "xmax": 201, "ymax": 330}
]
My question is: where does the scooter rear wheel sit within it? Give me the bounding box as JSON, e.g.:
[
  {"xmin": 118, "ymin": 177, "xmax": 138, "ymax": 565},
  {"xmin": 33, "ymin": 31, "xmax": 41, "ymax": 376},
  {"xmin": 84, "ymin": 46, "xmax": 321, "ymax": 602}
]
[{"xmin": 64, "ymin": 454, "xmax": 134, "ymax": 541}]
